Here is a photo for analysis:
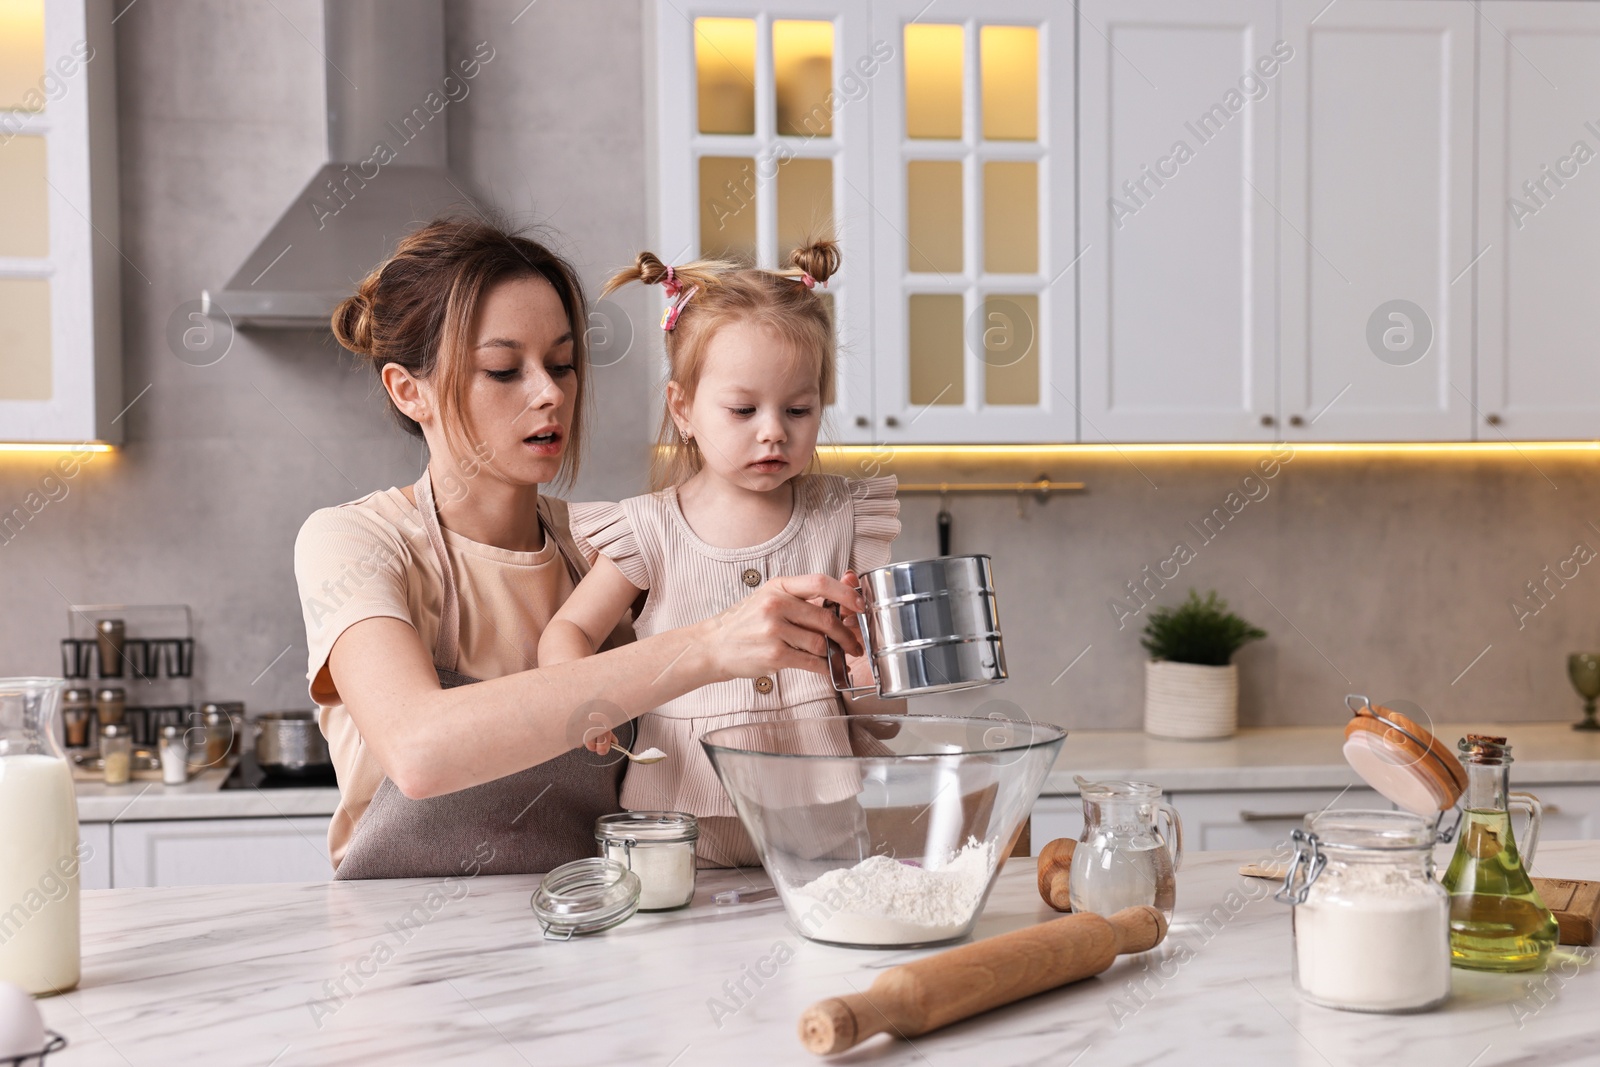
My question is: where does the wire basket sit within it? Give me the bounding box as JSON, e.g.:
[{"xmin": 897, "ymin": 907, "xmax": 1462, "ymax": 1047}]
[{"xmin": 5, "ymin": 1032, "xmax": 67, "ymax": 1066}]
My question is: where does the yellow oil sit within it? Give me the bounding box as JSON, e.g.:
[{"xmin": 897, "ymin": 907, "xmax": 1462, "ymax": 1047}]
[{"xmin": 1441, "ymin": 810, "xmax": 1559, "ymax": 972}]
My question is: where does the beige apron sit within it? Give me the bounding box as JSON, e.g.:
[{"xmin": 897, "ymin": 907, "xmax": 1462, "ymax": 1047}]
[{"xmin": 335, "ymin": 472, "xmax": 636, "ymax": 880}]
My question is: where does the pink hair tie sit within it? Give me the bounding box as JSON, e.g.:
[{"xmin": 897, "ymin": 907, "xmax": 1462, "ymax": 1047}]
[
  {"xmin": 793, "ymin": 271, "xmax": 818, "ymax": 290},
  {"xmin": 661, "ymin": 264, "xmax": 684, "ymax": 299},
  {"xmin": 660, "ymin": 284, "xmax": 698, "ymax": 332}
]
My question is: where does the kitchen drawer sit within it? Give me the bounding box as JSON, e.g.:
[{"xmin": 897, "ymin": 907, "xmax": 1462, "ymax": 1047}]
[
  {"xmin": 79, "ymin": 823, "xmax": 111, "ymax": 892},
  {"xmin": 1030, "ymin": 796, "xmax": 1084, "ymax": 851},
  {"xmin": 1170, "ymin": 788, "xmax": 1384, "ymax": 853},
  {"xmin": 111, "ymin": 818, "xmax": 332, "ymax": 888},
  {"xmin": 1521, "ymin": 785, "xmax": 1600, "ymax": 846}
]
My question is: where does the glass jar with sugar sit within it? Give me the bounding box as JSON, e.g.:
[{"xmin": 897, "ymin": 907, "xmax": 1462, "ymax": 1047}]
[
  {"xmin": 1278, "ymin": 809, "xmax": 1451, "ymax": 1013},
  {"xmin": 595, "ymin": 812, "xmax": 698, "ymax": 911}
]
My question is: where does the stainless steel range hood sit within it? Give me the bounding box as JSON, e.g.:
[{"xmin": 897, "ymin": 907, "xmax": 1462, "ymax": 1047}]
[{"xmin": 203, "ymin": 0, "xmax": 476, "ymax": 329}]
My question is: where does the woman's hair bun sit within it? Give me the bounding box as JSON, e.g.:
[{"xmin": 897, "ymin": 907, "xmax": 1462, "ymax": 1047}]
[
  {"xmin": 331, "ymin": 286, "xmax": 376, "ymax": 356},
  {"xmin": 789, "ymin": 238, "xmax": 842, "ymax": 286}
]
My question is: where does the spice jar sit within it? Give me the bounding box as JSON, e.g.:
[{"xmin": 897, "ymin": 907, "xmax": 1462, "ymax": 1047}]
[
  {"xmin": 62, "ymin": 688, "xmax": 93, "ymax": 748},
  {"xmin": 1278, "ymin": 809, "xmax": 1451, "ymax": 1013},
  {"xmin": 100, "ymin": 722, "xmax": 133, "ymax": 785},
  {"xmin": 201, "ymin": 704, "xmax": 231, "ymax": 766},
  {"xmin": 159, "ymin": 724, "xmax": 189, "ymax": 786},
  {"xmin": 95, "ymin": 687, "xmax": 125, "ymax": 726},
  {"xmin": 596, "ymin": 812, "xmax": 699, "ymax": 911},
  {"xmin": 95, "ymin": 618, "xmax": 125, "ymax": 678}
]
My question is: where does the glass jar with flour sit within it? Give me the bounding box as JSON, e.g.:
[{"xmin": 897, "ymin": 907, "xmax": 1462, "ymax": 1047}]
[
  {"xmin": 596, "ymin": 812, "xmax": 698, "ymax": 911},
  {"xmin": 1278, "ymin": 809, "xmax": 1451, "ymax": 1013}
]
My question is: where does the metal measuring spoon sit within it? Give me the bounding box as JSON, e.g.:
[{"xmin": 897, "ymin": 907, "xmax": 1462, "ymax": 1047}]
[{"xmin": 607, "ymin": 740, "xmax": 667, "ymax": 765}]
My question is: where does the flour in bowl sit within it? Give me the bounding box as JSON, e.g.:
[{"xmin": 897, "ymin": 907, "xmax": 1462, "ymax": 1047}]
[{"xmin": 785, "ymin": 839, "xmax": 996, "ymax": 945}]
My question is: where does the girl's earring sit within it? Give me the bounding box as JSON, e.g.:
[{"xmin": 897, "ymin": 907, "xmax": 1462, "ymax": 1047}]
[{"xmin": 679, "ymin": 427, "xmax": 692, "ymax": 445}]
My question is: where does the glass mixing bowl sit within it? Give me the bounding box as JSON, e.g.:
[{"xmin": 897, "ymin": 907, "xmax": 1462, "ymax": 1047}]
[{"xmin": 701, "ymin": 714, "xmax": 1065, "ymax": 948}]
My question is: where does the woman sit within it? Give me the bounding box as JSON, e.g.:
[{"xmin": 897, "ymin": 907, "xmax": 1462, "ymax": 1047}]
[{"xmin": 294, "ymin": 218, "xmax": 865, "ymax": 879}]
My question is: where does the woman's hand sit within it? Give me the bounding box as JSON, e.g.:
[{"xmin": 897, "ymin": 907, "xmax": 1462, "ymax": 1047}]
[
  {"xmin": 585, "ymin": 728, "xmax": 617, "ymax": 755},
  {"xmin": 692, "ymin": 573, "xmax": 865, "ymax": 682}
]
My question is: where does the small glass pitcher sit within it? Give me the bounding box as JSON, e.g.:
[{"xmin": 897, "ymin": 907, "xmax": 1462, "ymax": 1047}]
[{"xmin": 1069, "ymin": 778, "xmax": 1183, "ymax": 919}]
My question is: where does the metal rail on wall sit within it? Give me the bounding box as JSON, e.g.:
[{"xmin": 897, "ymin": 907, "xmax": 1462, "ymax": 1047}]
[{"xmin": 890, "ymin": 476, "xmax": 1086, "ymax": 553}]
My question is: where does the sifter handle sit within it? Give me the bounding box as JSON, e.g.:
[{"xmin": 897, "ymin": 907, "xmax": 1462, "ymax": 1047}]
[{"xmin": 824, "ymin": 601, "xmax": 878, "ymax": 700}]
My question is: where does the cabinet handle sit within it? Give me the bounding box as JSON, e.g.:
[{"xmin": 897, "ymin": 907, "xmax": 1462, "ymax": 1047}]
[
  {"xmin": 854, "ymin": 415, "xmax": 869, "ymax": 428},
  {"xmin": 884, "ymin": 415, "xmax": 900, "ymax": 428},
  {"xmin": 1259, "ymin": 414, "xmax": 1275, "ymax": 427},
  {"xmin": 1239, "ymin": 810, "xmax": 1312, "ymax": 822},
  {"xmin": 1288, "ymin": 415, "xmax": 1305, "ymax": 428},
  {"xmin": 1486, "ymin": 413, "xmax": 1503, "ymax": 426}
]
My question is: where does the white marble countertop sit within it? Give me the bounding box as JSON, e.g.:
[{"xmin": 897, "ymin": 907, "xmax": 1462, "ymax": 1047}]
[
  {"xmin": 1045, "ymin": 721, "xmax": 1600, "ymax": 793},
  {"xmin": 37, "ymin": 841, "xmax": 1600, "ymax": 1065},
  {"xmin": 74, "ymin": 767, "xmax": 338, "ymax": 823}
]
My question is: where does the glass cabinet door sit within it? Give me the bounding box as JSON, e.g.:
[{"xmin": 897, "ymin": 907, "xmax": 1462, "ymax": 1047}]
[
  {"xmin": 871, "ymin": 0, "xmax": 1073, "ymax": 443},
  {"xmin": 657, "ymin": 7, "xmax": 876, "ymax": 443},
  {"xmin": 0, "ymin": 1, "xmax": 53, "ymax": 407}
]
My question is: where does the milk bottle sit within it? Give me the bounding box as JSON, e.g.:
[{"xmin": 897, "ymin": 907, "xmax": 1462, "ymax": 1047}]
[{"xmin": 0, "ymin": 678, "xmax": 81, "ymax": 995}]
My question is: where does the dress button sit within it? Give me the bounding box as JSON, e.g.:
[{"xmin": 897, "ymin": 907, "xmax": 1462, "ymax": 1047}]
[
  {"xmin": 753, "ymin": 676, "xmax": 774, "ymax": 694},
  {"xmin": 742, "ymin": 568, "xmax": 762, "ymax": 588}
]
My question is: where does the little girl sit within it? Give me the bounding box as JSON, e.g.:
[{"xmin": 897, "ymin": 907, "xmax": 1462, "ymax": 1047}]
[{"xmin": 538, "ymin": 239, "xmax": 901, "ymax": 868}]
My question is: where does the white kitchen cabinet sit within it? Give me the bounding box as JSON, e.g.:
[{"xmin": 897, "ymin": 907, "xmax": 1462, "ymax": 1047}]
[
  {"xmin": 869, "ymin": 0, "xmax": 1075, "ymax": 443},
  {"xmin": 0, "ymin": 0, "xmax": 122, "ymax": 444},
  {"xmin": 1524, "ymin": 785, "xmax": 1600, "ymax": 851},
  {"xmin": 1077, "ymin": 0, "xmax": 1279, "ymax": 443},
  {"xmin": 1030, "ymin": 795, "xmax": 1084, "ymax": 849},
  {"xmin": 111, "ymin": 817, "xmax": 332, "ymax": 888},
  {"xmin": 1476, "ymin": 2, "xmax": 1600, "ymax": 439},
  {"xmin": 1278, "ymin": 0, "xmax": 1477, "ymax": 441},
  {"xmin": 78, "ymin": 821, "xmax": 110, "ymax": 891},
  {"xmin": 1166, "ymin": 787, "xmax": 1384, "ymax": 852}
]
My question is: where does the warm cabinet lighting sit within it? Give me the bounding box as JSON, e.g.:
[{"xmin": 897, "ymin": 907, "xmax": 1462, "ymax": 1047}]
[
  {"xmin": 815, "ymin": 442, "xmax": 1600, "ymax": 459},
  {"xmin": 695, "ymin": 17, "xmax": 757, "ymax": 135},
  {"xmin": 0, "ymin": 0, "xmax": 45, "ymax": 111},
  {"xmin": 980, "ymin": 25, "xmax": 1039, "ymax": 141},
  {"xmin": 904, "ymin": 24, "xmax": 963, "ymax": 139},
  {"xmin": 773, "ymin": 20, "xmax": 833, "ymax": 137},
  {"xmin": 0, "ymin": 441, "xmax": 114, "ymax": 454}
]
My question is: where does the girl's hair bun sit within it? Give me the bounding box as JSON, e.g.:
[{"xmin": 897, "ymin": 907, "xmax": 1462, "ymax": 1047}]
[
  {"xmin": 331, "ymin": 286, "xmax": 376, "ymax": 357},
  {"xmin": 788, "ymin": 238, "xmax": 842, "ymax": 286}
]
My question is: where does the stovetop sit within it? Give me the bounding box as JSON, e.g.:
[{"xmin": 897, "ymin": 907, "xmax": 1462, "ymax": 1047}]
[{"xmin": 222, "ymin": 753, "xmax": 338, "ymax": 790}]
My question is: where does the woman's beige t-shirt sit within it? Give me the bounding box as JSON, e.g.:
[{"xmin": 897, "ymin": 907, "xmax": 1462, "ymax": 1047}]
[{"xmin": 293, "ymin": 487, "xmax": 575, "ymax": 867}]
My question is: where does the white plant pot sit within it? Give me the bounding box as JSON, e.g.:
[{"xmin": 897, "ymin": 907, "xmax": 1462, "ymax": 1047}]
[{"xmin": 1144, "ymin": 660, "xmax": 1238, "ymax": 740}]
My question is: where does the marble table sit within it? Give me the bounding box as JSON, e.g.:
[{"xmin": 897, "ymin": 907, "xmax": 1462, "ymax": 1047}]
[{"xmin": 38, "ymin": 841, "xmax": 1600, "ymax": 1066}]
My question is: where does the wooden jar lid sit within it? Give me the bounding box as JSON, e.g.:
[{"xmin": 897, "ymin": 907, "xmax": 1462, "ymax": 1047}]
[{"xmin": 1342, "ymin": 700, "xmax": 1467, "ymax": 815}]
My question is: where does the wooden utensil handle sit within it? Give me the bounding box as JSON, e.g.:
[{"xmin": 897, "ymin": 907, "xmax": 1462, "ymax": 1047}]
[
  {"xmin": 1037, "ymin": 838, "xmax": 1076, "ymax": 911},
  {"xmin": 799, "ymin": 906, "xmax": 1166, "ymax": 1055}
]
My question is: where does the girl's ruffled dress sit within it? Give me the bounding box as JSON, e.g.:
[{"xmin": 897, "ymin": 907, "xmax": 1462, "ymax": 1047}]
[{"xmin": 570, "ymin": 473, "xmax": 900, "ymax": 867}]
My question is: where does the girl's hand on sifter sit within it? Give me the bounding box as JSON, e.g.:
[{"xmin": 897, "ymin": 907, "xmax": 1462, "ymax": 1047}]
[{"xmin": 693, "ymin": 572, "xmax": 865, "ymax": 680}]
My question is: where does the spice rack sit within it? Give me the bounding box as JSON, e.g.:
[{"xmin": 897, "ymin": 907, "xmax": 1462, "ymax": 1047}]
[{"xmin": 61, "ymin": 603, "xmax": 197, "ymax": 750}]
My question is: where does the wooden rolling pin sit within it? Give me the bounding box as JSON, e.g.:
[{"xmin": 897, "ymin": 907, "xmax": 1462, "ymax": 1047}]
[
  {"xmin": 1037, "ymin": 838, "xmax": 1075, "ymax": 911},
  {"xmin": 798, "ymin": 905, "xmax": 1166, "ymax": 1055}
]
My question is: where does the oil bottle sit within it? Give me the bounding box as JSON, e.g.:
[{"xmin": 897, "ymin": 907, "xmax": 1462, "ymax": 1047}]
[{"xmin": 1440, "ymin": 734, "xmax": 1558, "ymax": 971}]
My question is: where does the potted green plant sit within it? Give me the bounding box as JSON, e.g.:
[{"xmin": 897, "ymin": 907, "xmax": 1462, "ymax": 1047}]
[{"xmin": 1141, "ymin": 590, "xmax": 1267, "ymax": 739}]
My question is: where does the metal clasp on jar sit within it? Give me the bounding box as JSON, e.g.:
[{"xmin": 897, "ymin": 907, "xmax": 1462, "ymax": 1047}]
[{"xmin": 1275, "ymin": 828, "xmax": 1327, "ymax": 905}]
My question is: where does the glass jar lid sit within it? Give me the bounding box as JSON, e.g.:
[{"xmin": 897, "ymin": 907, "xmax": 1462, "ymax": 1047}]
[
  {"xmin": 1342, "ymin": 695, "xmax": 1467, "ymax": 815},
  {"xmin": 530, "ymin": 858, "xmax": 640, "ymax": 940},
  {"xmin": 595, "ymin": 811, "xmax": 699, "ymax": 845}
]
